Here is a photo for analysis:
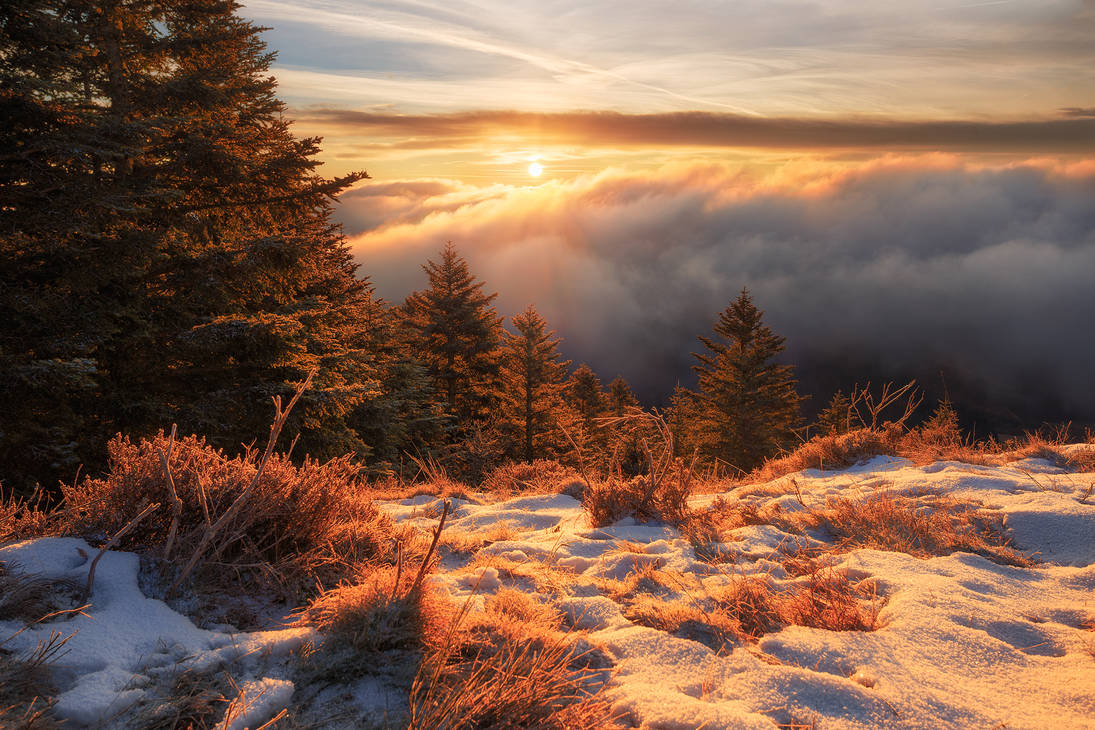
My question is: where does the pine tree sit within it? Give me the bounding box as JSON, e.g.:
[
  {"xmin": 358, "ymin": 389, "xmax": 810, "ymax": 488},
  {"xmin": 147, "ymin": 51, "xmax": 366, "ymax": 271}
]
[
  {"xmin": 499, "ymin": 306, "xmax": 571, "ymax": 462},
  {"xmin": 1, "ymin": 0, "xmax": 376, "ymax": 489},
  {"xmin": 567, "ymin": 364, "xmax": 608, "ymax": 424},
  {"xmin": 816, "ymin": 390, "xmax": 854, "ymax": 435},
  {"xmin": 404, "ymin": 242, "xmax": 503, "ymax": 427},
  {"xmin": 608, "ymin": 376, "xmax": 639, "ymax": 417},
  {"xmin": 692, "ymin": 288, "xmax": 803, "ymax": 471},
  {"xmin": 919, "ymin": 395, "xmax": 961, "ymax": 447},
  {"xmin": 667, "ymin": 384, "xmax": 703, "ymax": 456}
]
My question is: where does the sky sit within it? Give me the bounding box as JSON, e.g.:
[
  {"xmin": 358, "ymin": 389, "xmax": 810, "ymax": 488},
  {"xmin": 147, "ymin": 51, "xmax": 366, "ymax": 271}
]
[{"xmin": 240, "ymin": 0, "xmax": 1095, "ymax": 427}]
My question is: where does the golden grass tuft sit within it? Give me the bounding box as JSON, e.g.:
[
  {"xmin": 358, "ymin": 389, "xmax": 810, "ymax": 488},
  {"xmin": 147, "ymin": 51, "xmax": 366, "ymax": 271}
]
[
  {"xmin": 623, "ymin": 568, "xmax": 880, "ymax": 650},
  {"xmin": 751, "ymin": 426, "xmax": 903, "ymax": 483},
  {"xmin": 297, "ymin": 565, "xmax": 454, "ymax": 676},
  {"xmin": 583, "ymin": 467, "xmax": 693, "ymax": 528},
  {"xmin": 793, "ymin": 491, "xmax": 1034, "ymax": 567},
  {"xmin": 481, "ymin": 460, "xmax": 586, "ymax": 496},
  {"xmin": 408, "ymin": 628, "xmax": 616, "ymax": 730}
]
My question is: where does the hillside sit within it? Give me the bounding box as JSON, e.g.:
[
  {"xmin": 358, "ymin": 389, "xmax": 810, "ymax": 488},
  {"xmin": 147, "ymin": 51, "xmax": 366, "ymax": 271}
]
[{"xmin": 2, "ymin": 446, "xmax": 1093, "ymax": 729}]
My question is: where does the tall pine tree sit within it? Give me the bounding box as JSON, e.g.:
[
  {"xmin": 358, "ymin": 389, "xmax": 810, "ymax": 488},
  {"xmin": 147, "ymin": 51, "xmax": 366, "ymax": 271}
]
[
  {"xmin": 499, "ymin": 306, "xmax": 571, "ymax": 462},
  {"xmin": 1, "ymin": 0, "xmax": 378, "ymax": 489},
  {"xmin": 692, "ymin": 289, "xmax": 803, "ymax": 471},
  {"xmin": 403, "ymin": 242, "xmax": 503, "ymax": 429}
]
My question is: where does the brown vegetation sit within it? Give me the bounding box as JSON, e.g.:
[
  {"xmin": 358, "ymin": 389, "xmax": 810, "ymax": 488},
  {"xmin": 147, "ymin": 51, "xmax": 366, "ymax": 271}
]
[
  {"xmin": 795, "ymin": 491, "xmax": 1034, "ymax": 566},
  {"xmin": 408, "ymin": 591, "xmax": 616, "ymax": 730},
  {"xmin": 623, "ymin": 565, "xmax": 880, "ymax": 651},
  {"xmin": 61, "ymin": 430, "xmax": 412, "ymax": 598},
  {"xmin": 480, "ymin": 459, "xmax": 585, "ymax": 496}
]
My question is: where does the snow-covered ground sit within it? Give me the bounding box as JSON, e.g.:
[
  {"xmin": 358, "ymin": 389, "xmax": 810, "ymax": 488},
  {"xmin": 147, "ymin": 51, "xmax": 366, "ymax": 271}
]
[{"xmin": 3, "ymin": 450, "xmax": 1093, "ymax": 728}]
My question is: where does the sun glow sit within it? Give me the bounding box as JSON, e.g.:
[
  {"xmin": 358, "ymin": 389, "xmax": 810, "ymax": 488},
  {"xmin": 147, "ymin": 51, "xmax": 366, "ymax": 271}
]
[{"xmin": 528, "ymin": 161, "xmax": 543, "ymax": 177}]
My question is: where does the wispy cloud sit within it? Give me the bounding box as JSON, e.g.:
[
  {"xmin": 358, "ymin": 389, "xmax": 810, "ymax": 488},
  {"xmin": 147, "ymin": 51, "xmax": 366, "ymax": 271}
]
[{"xmin": 246, "ymin": 0, "xmax": 1095, "ymax": 117}]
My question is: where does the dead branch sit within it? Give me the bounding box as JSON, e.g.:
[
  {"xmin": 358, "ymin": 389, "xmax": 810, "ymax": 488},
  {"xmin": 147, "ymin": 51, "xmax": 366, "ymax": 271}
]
[
  {"xmin": 82, "ymin": 501, "xmax": 160, "ymax": 602},
  {"xmin": 408, "ymin": 500, "xmax": 451, "ymax": 595},
  {"xmin": 851, "ymin": 380, "xmax": 920, "ymax": 430}
]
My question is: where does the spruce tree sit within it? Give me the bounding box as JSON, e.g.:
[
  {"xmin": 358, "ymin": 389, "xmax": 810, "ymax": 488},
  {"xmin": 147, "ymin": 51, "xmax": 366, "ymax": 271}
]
[
  {"xmin": 404, "ymin": 242, "xmax": 503, "ymax": 427},
  {"xmin": 608, "ymin": 376, "xmax": 639, "ymax": 417},
  {"xmin": 567, "ymin": 364, "xmax": 608, "ymax": 424},
  {"xmin": 816, "ymin": 390, "xmax": 854, "ymax": 435},
  {"xmin": 692, "ymin": 288, "xmax": 803, "ymax": 471},
  {"xmin": 1, "ymin": 0, "xmax": 376, "ymax": 489},
  {"xmin": 499, "ymin": 306, "xmax": 571, "ymax": 462}
]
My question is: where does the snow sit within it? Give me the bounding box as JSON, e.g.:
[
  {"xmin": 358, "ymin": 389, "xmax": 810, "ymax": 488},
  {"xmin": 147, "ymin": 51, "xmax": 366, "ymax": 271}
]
[
  {"xmin": 382, "ymin": 454, "xmax": 1095, "ymax": 729},
  {"xmin": 3, "ymin": 453, "xmax": 1093, "ymax": 728},
  {"xmin": 0, "ymin": 537, "xmax": 313, "ymax": 729}
]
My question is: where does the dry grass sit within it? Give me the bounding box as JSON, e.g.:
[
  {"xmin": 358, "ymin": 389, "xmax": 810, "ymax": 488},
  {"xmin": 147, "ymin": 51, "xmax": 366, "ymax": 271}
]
[
  {"xmin": 751, "ymin": 426, "xmax": 903, "ymax": 483},
  {"xmin": 441, "ymin": 522, "xmax": 518, "ymax": 554},
  {"xmin": 790, "ymin": 491, "xmax": 1033, "ymax": 567},
  {"xmin": 60, "ymin": 431, "xmax": 412, "ymax": 599},
  {"xmin": 408, "ymin": 606, "xmax": 616, "ymax": 730},
  {"xmin": 467, "ymin": 553, "xmax": 580, "ymax": 597},
  {"xmin": 0, "ymin": 564, "xmax": 81, "ymax": 624},
  {"xmin": 480, "ymin": 460, "xmax": 586, "ymax": 496},
  {"xmin": 583, "ymin": 462, "xmax": 694, "ymax": 529},
  {"xmin": 298, "ymin": 560, "xmax": 454, "ymax": 656},
  {"xmin": 753, "ymin": 417, "xmax": 1095, "ymax": 489},
  {"xmin": 623, "ymin": 567, "xmax": 880, "ymax": 651},
  {"xmin": 132, "ymin": 664, "xmax": 233, "ymax": 730},
  {"xmin": 0, "ymin": 628, "xmax": 72, "ymax": 730}
]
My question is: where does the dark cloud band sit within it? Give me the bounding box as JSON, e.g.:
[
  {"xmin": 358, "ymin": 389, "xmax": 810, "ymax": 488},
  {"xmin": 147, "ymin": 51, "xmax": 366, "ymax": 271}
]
[{"xmin": 302, "ymin": 109, "xmax": 1095, "ymax": 152}]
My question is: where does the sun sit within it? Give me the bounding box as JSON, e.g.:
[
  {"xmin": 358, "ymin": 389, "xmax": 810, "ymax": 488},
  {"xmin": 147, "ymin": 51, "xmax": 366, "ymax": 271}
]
[{"xmin": 528, "ymin": 161, "xmax": 543, "ymax": 177}]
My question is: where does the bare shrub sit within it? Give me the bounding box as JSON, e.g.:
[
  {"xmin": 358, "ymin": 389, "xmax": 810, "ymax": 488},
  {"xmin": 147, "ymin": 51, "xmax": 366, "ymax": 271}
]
[
  {"xmin": 0, "ymin": 491, "xmax": 58, "ymax": 546},
  {"xmin": 61, "ymin": 431, "xmax": 410, "ymax": 598},
  {"xmin": 583, "ymin": 468, "xmax": 693, "ymax": 528},
  {"xmin": 582, "ymin": 410, "xmax": 696, "ymax": 528}
]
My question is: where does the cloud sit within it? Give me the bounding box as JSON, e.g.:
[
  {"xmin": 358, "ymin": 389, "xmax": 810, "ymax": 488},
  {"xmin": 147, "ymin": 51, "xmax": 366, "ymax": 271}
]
[
  {"xmin": 303, "ymin": 109, "xmax": 1095, "ymax": 153},
  {"xmin": 1059, "ymin": 107, "xmax": 1095, "ymax": 118},
  {"xmin": 343, "ymin": 156, "xmax": 1095, "ymax": 428}
]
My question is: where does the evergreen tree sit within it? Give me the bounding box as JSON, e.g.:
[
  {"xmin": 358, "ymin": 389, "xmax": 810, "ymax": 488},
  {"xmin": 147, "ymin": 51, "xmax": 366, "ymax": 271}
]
[
  {"xmin": 692, "ymin": 288, "xmax": 803, "ymax": 471},
  {"xmin": 667, "ymin": 384, "xmax": 703, "ymax": 456},
  {"xmin": 404, "ymin": 242, "xmax": 503, "ymax": 427},
  {"xmin": 567, "ymin": 364, "xmax": 608, "ymax": 424},
  {"xmin": 918, "ymin": 395, "xmax": 961, "ymax": 447},
  {"xmin": 816, "ymin": 390, "xmax": 854, "ymax": 435},
  {"xmin": 499, "ymin": 306, "xmax": 571, "ymax": 462},
  {"xmin": 1, "ymin": 0, "xmax": 376, "ymax": 489},
  {"xmin": 608, "ymin": 376, "xmax": 639, "ymax": 417}
]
